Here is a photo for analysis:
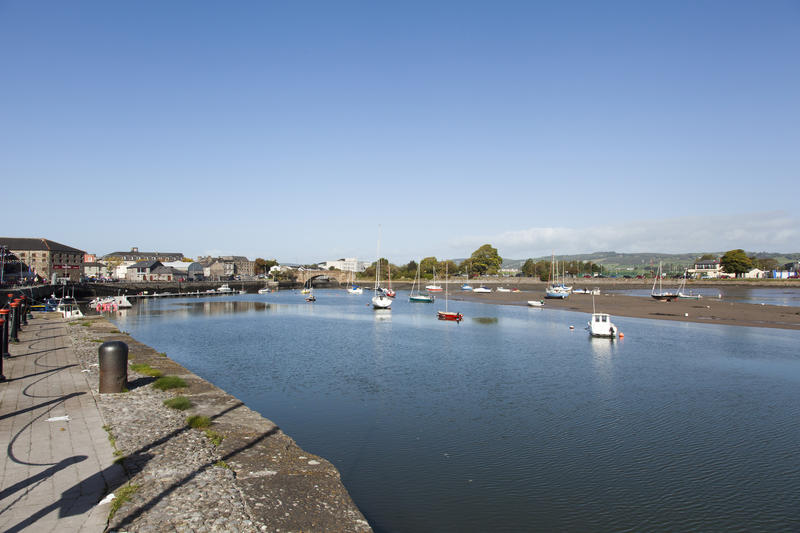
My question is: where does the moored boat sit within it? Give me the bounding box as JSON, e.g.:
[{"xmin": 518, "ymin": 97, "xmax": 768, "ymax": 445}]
[
  {"xmin": 651, "ymin": 262, "xmax": 679, "ymax": 301},
  {"xmin": 437, "ymin": 263, "xmax": 462, "ymax": 322},
  {"xmin": 437, "ymin": 310, "xmax": 463, "ymax": 322},
  {"xmin": 371, "ymin": 228, "xmax": 392, "ymax": 309},
  {"xmin": 473, "ymin": 286, "xmax": 492, "ymax": 293},
  {"xmin": 587, "ymin": 313, "xmax": 617, "ymax": 338},
  {"xmin": 409, "ymin": 262, "xmax": 434, "ymax": 303}
]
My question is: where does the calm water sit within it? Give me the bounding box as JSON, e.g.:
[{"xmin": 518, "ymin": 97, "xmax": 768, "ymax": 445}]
[
  {"xmin": 113, "ymin": 291, "xmax": 800, "ymax": 532},
  {"xmin": 607, "ymin": 286, "xmax": 800, "ymax": 307}
]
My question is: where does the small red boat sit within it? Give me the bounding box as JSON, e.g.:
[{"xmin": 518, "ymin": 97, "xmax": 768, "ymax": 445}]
[{"xmin": 437, "ymin": 311, "xmax": 463, "ymax": 322}]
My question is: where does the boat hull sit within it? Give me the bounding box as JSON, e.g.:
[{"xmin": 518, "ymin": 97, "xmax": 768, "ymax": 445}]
[
  {"xmin": 409, "ymin": 296, "xmax": 434, "ymax": 303},
  {"xmin": 545, "ymin": 291, "xmax": 568, "ymax": 299},
  {"xmin": 372, "ymin": 295, "xmax": 392, "ymax": 309},
  {"xmin": 437, "ymin": 311, "xmax": 463, "ymax": 322},
  {"xmin": 651, "ymin": 293, "xmax": 679, "ymax": 301}
]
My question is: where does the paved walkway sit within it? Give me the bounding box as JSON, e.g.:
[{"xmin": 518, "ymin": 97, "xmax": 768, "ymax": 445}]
[{"xmin": 0, "ymin": 314, "xmax": 125, "ymax": 532}]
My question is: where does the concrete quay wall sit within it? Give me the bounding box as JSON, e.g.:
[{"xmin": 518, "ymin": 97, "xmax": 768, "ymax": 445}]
[{"xmin": 68, "ymin": 315, "xmax": 371, "ymax": 532}]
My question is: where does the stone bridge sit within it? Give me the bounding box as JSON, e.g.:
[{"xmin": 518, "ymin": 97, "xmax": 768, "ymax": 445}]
[{"xmin": 299, "ymin": 269, "xmax": 352, "ymax": 286}]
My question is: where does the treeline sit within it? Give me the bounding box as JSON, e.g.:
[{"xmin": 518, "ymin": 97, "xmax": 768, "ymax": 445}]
[
  {"xmin": 520, "ymin": 259, "xmax": 602, "ymax": 281},
  {"xmin": 357, "ymin": 244, "xmax": 503, "ymax": 280}
]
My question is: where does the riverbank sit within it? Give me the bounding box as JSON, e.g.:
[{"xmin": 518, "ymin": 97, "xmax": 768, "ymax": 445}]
[
  {"xmin": 450, "ymin": 290, "xmax": 800, "ymax": 330},
  {"xmin": 66, "ymin": 315, "xmax": 371, "ymax": 531}
]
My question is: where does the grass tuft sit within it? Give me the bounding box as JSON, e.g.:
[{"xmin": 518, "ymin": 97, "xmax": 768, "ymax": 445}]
[
  {"xmin": 214, "ymin": 460, "xmax": 230, "ymax": 469},
  {"xmin": 130, "ymin": 363, "xmax": 163, "ymax": 378},
  {"xmin": 152, "ymin": 376, "xmax": 187, "ymax": 390},
  {"xmin": 158, "ymin": 351, "xmax": 168, "ymax": 357},
  {"xmin": 163, "ymin": 396, "xmax": 192, "ymax": 410},
  {"xmin": 204, "ymin": 429, "xmax": 224, "ymax": 446},
  {"xmin": 109, "ymin": 483, "xmax": 140, "ymax": 519},
  {"xmin": 186, "ymin": 415, "xmax": 211, "ymax": 429}
]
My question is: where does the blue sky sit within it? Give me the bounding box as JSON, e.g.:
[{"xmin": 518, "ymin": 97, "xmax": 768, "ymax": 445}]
[{"xmin": 2, "ymin": 1, "xmax": 798, "ymax": 262}]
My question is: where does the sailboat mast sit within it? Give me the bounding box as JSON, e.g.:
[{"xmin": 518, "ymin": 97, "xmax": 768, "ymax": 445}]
[
  {"xmin": 375, "ymin": 226, "xmax": 381, "ymax": 291},
  {"xmin": 445, "ymin": 262, "xmax": 449, "ymax": 312}
]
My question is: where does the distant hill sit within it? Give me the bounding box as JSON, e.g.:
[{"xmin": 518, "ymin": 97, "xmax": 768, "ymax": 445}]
[{"xmin": 501, "ymin": 251, "xmax": 800, "ymax": 274}]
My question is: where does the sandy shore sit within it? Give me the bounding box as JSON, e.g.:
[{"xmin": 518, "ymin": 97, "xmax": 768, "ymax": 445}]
[{"xmin": 449, "ymin": 289, "xmax": 800, "ymax": 331}]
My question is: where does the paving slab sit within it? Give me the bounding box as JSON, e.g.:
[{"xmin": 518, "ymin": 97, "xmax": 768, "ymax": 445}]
[{"xmin": 0, "ymin": 314, "xmax": 125, "ymax": 533}]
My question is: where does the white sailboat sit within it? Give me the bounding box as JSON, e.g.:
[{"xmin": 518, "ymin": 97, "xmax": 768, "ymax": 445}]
[
  {"xmin": 677, "ymin": 270, "xmax": 702, "ymax": 299},
  {"xmin": 371, "ymin": 227, "xmax": 392, "ymax": 310},
  {"xmin": 346, "ymin": 265, "xmax": 363, "ymax": 295},
  {"xmin": 425, "ymin": 266, "xmax": 443, "ymax": 293},
  {"xmin": 545, "ymin": 254, "xmax": 569, "ymax": 299}
]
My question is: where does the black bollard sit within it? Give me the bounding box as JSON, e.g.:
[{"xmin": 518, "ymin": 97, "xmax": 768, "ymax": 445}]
[
  {"xmin": 0, "ymin": 310, "xmax": 8, "ymax": 357},
  {"xmin": 9, "ymin": 303, "xmax": 19, "ymax": 343},
  {"xmin": 0, "ymin": 318, "xmax": 5, "ymax": 379},
  {"xmin": 20, "ymin": 297, "xmax": 28, "ymax": 326},
  {"xmin": 13, "ymin": 299, "xmax": 23, "ymax": 332},
  {"xmin": 99, "ymin": 341, "xmax": 128, "ymax": 393}
]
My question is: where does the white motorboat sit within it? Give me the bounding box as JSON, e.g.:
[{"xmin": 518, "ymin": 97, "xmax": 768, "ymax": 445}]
[
  {"xmin": 527, "ymin": 300, "xmax": 544, "ymax": 307},
  {"xmin": 257, "ymin": 287, "xmax": 271, "ymax": 294},
  {"xmin": 57, "ymin": 300, "xmax": 83, "ymax": 319},
  {"xmin": 473, "ymin": 286, "xmax": 492, "ymax": 293},
  {"xmin": 496, "ymin": 287, "xmax": 511, "ymax": 292},
  {"xmin": 588, "ymin": 313, "xmax": 617, "ymax": 338},
  {"xmin": 217, "ymin": 284, "xmax": 233, "ymax": 293}
]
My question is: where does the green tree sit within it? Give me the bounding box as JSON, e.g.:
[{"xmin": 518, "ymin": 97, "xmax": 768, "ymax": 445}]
[
  {"xmin": 254, "ymin": 258, "xmax": 278, "ymax": 276},
  {"xmin": 469, "ymin": 244, "xmax": 502, "ymax": 276},
  {"xmin": 403, "ymin": 260, "xmax": 418, "ymax": 278},
  {"xmin": 697, "ymin": 253, "xmax": 717, "ymax": 262},
  {"xmin": 720, "ymin": 249, "xmax": 753, "ymax": 276},
  {"xmin": 438, "ymin": 259, "xmax": 458, "ymax": 277},
  {"xmin": 419, "ymin": 257, "xmax": 438, "ymax": 279},
  {"xmin": 521, "ymin": 259, "xmax": 536, "ymax": 277},
  {"xmin": 752, "ymin": 257, "xmax": 778, "ymax": 271}
]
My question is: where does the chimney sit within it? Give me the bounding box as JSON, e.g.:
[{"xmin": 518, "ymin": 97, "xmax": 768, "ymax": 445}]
[{"xmin": 131, "ymin": 247, "xmax": 139, "ymax": 253}]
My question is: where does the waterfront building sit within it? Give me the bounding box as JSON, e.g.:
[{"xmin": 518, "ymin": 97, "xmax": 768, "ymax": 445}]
[
  {"xmin": 0, "ymin": 237, "xmax": 85, "ymax": 282},
  {"xmin": 102, "ymin": 247, "xmax": 184, "ymax": 263},
  {"xmin": 197, "ymin": 255, "xmax": 254, "ymax": 278},
  {"xmin": 687, "ymin": 258, "xmax": 723, "ymax": 279},
  {"xmin": 318, "ymin": 258, "xmax": 370, "ymax": 272}
]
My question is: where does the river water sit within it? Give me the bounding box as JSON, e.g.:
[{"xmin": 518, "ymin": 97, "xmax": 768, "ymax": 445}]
[{"xmin": 113, "ymin": 290, "xmax": 800, "ymax": 532}]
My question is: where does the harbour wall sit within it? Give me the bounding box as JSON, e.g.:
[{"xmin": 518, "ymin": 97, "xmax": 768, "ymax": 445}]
[{"xmin": 71, "ymin": 314, "xmax": 371, "ymax": 531}]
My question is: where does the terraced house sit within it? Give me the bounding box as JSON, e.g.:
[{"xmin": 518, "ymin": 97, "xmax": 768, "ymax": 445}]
[{"xmin": 0, "ymin": 237, "xmax": 85, "ymax": 282}]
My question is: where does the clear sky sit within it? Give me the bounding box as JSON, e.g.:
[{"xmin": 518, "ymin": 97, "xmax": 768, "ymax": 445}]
[{"xmin": 2, "ymin": 1, "xmax": 798, "ymax": 263}]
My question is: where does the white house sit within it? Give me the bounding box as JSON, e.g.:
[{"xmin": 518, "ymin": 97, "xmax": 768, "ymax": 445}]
[
  {"xmin": 318, "ymin": 258, "xmax": 370, "ymax": 272},
  {"xmin": 743, "ymin": 268, "xmax": 766, "ymax": 279},
  {"xmin": 687, "ymin": 259, "xmax": 724, "ymax": 279}
]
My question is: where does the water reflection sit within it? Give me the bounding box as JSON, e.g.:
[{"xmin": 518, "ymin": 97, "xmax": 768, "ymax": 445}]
[
  {"xmin": 373, "ymin": 309, "xmax": 392, "ymax": 322},
  {"xmin": 589, "ymin": 336, "xmax": 615, "ymax": 381},
  {"xmin": 472, "ymin": 317, "xmax": 499, "ymax": 325}
]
